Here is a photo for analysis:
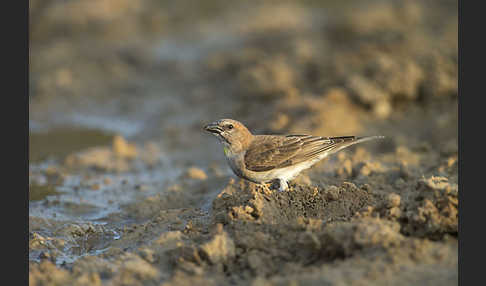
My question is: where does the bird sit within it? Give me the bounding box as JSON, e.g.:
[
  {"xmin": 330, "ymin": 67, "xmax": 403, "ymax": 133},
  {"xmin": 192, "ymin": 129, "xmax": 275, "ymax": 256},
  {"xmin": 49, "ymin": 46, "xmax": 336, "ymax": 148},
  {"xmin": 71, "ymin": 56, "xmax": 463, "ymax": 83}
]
[{"xmin": 204, "ymin": 118, "xmax": 384, "ymax": 192}]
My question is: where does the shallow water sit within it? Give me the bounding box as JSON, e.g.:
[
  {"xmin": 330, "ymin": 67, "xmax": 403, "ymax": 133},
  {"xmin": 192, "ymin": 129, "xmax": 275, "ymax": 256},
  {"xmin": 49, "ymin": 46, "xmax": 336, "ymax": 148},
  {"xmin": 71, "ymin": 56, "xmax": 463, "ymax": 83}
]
[{"xmin": 29, "ymin": 128, "xmax": 114, "ymax": 163}]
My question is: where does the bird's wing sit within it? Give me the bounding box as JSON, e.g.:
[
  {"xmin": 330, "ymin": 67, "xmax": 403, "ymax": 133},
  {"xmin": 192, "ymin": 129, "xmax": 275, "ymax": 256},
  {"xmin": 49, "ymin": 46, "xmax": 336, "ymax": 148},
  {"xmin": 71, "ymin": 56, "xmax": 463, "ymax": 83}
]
[{"xmin": 244, "ymin": 135, "xmax": 381, "ymax": 172}]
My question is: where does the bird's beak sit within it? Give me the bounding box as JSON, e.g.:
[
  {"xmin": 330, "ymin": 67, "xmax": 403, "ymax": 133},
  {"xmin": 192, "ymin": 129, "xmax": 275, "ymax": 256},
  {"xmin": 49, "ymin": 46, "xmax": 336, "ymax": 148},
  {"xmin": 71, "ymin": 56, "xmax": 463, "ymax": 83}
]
[{"xmin": 204, "ymin": 122, "xmax": 223, "ymax": 135}]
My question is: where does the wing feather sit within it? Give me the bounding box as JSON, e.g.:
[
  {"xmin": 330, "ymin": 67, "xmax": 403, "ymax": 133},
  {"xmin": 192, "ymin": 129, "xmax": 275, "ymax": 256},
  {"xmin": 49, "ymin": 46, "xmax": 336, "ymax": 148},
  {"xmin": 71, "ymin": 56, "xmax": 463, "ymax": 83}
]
[{"xmin": 244, "ymin": 135, "xmax": 380, "ymax": 172}]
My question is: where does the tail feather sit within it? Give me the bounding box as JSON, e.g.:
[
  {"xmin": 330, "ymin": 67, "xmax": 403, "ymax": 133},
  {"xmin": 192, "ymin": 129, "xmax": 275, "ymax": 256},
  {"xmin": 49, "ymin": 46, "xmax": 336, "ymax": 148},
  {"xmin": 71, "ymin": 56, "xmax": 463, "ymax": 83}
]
[
  {"xmin": 327, "ymin": 135, "xmax": 384, "ymax": 155},
  {"xmin": 355, "ymin": 135, "xmax": 385, "ymax": 143}
]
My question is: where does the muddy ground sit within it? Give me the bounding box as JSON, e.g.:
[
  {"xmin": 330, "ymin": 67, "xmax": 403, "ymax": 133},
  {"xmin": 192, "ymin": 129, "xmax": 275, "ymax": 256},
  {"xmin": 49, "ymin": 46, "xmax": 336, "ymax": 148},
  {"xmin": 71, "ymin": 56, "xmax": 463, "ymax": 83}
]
[{"xmin": 29, "ymin": 0, "xmax": 457, "ymax": 285}]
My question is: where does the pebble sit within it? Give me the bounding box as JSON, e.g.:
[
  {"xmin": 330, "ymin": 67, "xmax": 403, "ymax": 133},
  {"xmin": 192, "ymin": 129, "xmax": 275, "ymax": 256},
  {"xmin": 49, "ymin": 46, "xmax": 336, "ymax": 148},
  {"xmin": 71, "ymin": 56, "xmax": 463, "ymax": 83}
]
[
  {"xmin": 185, "ymin": 167, "xmax": 207, "ymax": 180},
  {"xmin": 325, "ymin": 186, "xmax": 340, "ymax": 201},
  {"xmin": 386, "ymin": 193, "xmax": 401, "ymax": 208}
]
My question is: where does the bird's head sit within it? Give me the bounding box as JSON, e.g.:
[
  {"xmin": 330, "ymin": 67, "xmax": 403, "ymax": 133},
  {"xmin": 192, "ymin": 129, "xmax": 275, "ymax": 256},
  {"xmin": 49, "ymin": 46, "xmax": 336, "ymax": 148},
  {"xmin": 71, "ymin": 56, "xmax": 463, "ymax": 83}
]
[{"xmin": 204, "ymin": 119, "xmax": 252, "ymax": 154}]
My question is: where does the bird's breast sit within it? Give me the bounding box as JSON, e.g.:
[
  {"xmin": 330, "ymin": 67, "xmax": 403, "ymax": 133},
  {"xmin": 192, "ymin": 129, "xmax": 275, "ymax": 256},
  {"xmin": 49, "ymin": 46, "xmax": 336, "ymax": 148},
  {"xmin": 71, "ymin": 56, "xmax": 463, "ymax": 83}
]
[{"xmin": 225, "ymin": 152, "xmax": 258, "ymax": 182}]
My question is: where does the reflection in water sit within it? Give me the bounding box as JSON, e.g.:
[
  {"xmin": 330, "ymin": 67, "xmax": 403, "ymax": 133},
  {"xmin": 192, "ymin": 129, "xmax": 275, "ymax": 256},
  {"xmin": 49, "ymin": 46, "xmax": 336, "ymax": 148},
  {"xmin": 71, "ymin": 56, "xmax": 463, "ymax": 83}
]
[
  {"xmin": 29, "ymin": 127, "xmax": 114, "ymax": 163},
  {"xmin": 29, "ymin": 183, "xmax": 62, "ymax": 201}
]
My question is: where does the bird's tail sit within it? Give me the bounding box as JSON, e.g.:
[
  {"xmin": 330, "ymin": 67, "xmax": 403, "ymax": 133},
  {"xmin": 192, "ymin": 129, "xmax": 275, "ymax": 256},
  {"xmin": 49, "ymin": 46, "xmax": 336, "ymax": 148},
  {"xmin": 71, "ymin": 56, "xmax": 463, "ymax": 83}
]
[
  {"xmin": 327, "ymin": 135, "xmax": 385, "ymax": 155},
  {"xmin": 354, "ymin": 135, "xmax": 385, "ymax": 144}
]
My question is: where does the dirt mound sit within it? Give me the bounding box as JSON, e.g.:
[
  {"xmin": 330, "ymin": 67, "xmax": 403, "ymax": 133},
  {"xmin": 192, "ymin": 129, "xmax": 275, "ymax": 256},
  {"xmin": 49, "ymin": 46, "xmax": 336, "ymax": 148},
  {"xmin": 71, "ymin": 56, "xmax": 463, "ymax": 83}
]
[
  {"xmin": 360, "ymin": 176, "xmax": 458, "ymax": 240},
  {"xmin": 162, "ymin": 178, "xmax": 457, "ymax": 284}
]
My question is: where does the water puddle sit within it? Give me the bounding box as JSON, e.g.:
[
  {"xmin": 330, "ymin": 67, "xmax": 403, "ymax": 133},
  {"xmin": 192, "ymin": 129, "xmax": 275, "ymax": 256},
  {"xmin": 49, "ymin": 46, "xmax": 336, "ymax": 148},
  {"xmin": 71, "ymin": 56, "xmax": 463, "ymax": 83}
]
[
  {"xmin": 29, "ymin": 183, "xmax": 63, "ymax": 201},
  {"xmin": 29, "ymin": 127, "xmax": 114, "ymax": 163},
  {"xmin": 28, "ymin": 120, "xmax": 186, "ymax": 265}
]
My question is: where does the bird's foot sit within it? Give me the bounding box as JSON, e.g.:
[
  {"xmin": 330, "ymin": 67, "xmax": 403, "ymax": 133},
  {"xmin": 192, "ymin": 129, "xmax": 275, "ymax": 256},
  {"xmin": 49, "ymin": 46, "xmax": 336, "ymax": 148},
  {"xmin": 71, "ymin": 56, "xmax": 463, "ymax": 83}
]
[
  {"xmin": 277, "ymin": 179, "xmax": 289, "ymax": 192},
  {"xmin": 266, "ymin": 179, "xmax": 289, "ymax": 192}
]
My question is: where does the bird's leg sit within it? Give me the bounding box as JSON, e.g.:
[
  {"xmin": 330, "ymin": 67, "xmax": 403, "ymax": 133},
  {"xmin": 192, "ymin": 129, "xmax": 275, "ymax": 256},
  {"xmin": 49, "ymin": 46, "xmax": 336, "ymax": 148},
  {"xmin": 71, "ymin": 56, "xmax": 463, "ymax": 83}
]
[{"xmin": 278, "ymin": 179, "xmax": 288, "ymax": 192}]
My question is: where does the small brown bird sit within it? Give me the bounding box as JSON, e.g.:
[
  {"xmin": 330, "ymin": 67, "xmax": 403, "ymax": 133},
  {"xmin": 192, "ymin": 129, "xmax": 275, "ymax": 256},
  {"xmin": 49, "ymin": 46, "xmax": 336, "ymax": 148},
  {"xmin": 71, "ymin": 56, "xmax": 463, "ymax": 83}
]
[{"xmin": 204, "ymin": 119, "xmax": 383, "ymax": 192}]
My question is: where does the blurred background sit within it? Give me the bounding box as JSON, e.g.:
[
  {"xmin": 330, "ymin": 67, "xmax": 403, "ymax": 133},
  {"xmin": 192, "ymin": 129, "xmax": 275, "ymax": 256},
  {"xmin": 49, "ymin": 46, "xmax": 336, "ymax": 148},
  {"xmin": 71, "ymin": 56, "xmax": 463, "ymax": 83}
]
[
  {"xmin": 29, "ymin": 0, "xmax": 457, "ymax": 163},
  {"xmin": 29, "ymin": 0, "xmax": 457, "ymax": 283}
]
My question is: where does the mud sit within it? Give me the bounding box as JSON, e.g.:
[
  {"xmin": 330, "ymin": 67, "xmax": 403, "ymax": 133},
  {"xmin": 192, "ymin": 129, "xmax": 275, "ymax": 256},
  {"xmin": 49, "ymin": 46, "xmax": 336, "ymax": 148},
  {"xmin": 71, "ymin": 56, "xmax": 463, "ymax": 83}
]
[{"xmin": 30, "ymin": 0, "xmax": 457, "ymax": 285}]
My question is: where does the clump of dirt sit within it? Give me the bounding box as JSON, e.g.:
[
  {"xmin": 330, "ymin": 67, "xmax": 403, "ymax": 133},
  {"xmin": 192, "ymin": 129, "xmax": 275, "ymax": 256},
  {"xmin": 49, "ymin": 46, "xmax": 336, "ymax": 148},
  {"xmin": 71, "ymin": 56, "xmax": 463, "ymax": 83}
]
[
  {"xmin": 183, "ymin": 167, "xmax": 208, "ymax": 181},
  {"xmin": 237, "ymin": 55, "xmax": 297, "ymax": 99},
  {"xmin": 359, "ymin": 176, "xmax": 458, "ymax": 240},
  {"xmin": 30, "ymin": 260, "xmax": 78, "ymax": 286},
  {"xmin": 199, "ymin": 224, "xmax": 236, "ymax": 264},
  {"xmin": 64, "ymin": 135, "xmax": 160, "ymax": 172},
  {"xmin": 211, "ymin": 179, "xmax": 376, "ymax": 225}
]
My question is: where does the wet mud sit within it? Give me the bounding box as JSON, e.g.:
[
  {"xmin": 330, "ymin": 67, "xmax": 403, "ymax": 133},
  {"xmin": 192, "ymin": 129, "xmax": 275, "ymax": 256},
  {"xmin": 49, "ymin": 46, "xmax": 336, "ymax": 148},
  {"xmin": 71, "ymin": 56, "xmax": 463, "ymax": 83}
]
[{"xmin": 29, "ymin": 0, "xmax": 457, "ymax": 285}]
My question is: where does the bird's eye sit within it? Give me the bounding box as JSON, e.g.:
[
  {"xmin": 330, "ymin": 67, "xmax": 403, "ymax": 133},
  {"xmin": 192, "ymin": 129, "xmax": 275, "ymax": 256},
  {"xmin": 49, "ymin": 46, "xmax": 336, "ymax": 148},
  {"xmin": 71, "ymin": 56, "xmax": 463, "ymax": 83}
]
[{"xmin": 227, "ymin": 124, "xmax": 234, "ymax": 130}]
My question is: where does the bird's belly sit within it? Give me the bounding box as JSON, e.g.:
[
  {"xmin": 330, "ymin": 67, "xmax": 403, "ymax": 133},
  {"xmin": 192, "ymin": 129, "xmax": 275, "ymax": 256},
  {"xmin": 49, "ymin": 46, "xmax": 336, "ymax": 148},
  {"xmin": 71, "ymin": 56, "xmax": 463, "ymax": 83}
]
[
  {"xmin": 273, "ymin": 163, "xmax": 311, "ymax": 180},
  {"xmin": 227, "ymin": 152, "xmax": 326, "ymax": 184},
  {"xmin": 270, "ymin": 158, "xmax": 323, "ymax": 181},
  {"xmin": 241, "ymin": 160, "xmax": 316, "ymax": 183}
]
